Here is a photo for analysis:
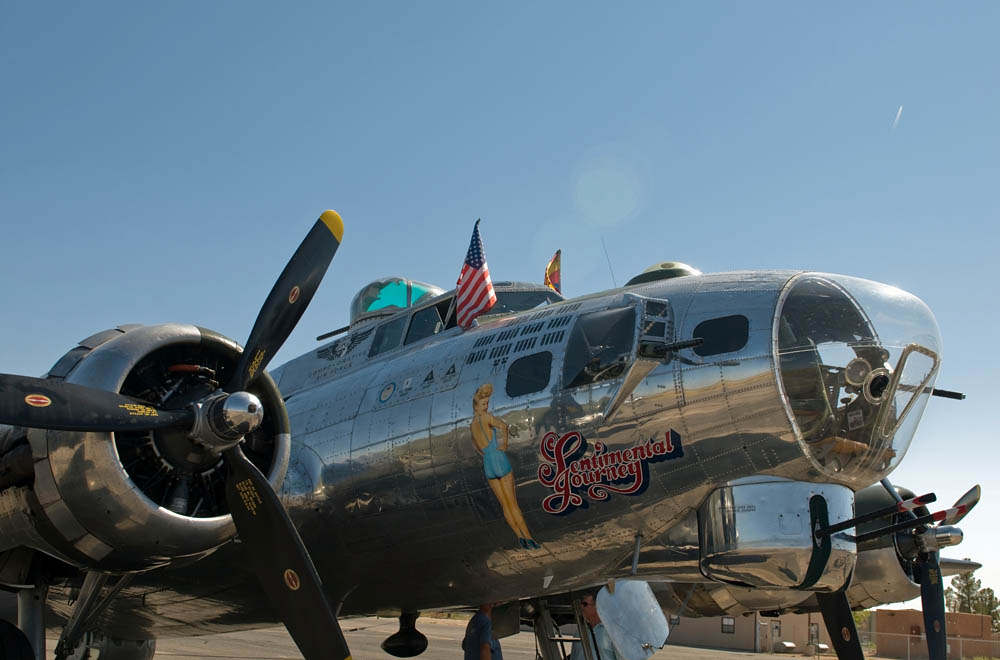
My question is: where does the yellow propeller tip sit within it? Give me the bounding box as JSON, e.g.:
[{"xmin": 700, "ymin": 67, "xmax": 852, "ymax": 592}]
[{"xmin": 320, "ymin": 210, "xmax": 344, "ymax": 242}]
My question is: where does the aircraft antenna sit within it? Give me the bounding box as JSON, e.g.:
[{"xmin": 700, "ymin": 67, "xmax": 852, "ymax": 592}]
[{"xmin": 601, "ymin": 236, "xmax": 618, "ymax": 287}]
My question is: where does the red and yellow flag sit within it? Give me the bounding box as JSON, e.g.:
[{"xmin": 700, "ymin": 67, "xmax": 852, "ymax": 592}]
[{"xmin": 544, "ymin": 249, "xmax": 561, "ymax": 294}]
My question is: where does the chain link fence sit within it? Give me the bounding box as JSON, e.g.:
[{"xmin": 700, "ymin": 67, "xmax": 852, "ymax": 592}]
[{"xmin": 855, "ymin": 630, "xmax": 1000, "ymax": 659}]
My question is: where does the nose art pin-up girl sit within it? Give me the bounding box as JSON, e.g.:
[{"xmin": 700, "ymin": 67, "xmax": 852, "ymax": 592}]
[{"xmin": 470, "ymin": 384, "xmax": 538, "ymax": 549}]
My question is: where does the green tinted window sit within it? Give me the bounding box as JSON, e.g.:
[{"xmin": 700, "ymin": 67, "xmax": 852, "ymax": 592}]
[
  {"xmin": 411, "ymin": 283, "xmax": 440, "ymax": 306},
  {"xmin": 367, "ymin": 280, "xmax": 409, "ymax": 312},
  {"xmin": 349, "ymin": 278, "xmax": 446, "ymax": 324}
]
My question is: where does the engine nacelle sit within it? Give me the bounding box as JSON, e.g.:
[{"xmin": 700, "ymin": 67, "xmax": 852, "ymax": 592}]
[
  {"xmin": 650, "ymin": 541, "xmax": 918, "ymax": 619},
  {"xmin": 651, "ymin": 483, "xmax": 965, "ymax": 618},
  {"xmin": 843, "ymin": 483, "xmax": 925, "ymax": 609},
  {"xmin": 13, "ymin": 324, "xmax": 289, "ymax": 571}
]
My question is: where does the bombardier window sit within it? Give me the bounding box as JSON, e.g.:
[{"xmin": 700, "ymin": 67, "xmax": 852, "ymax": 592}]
[
  {"xmin": 693, "ymin": 315, "xmax": 749, "ymax": 357},
  {"xmin": 506, "ymin": 352, "xmax": 552, "ymax": 397},
  {"xmin": 562, "ymin": 307, "xmax": 636, "ymax": 389}
]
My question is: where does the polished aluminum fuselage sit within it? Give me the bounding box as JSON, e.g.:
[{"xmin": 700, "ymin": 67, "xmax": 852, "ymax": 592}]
[
  {"xmin": 33, "ymin": 269, "xmax": 942, "ymax": 638},
  {"xmin": 270, "ymin": 271, "xmax": 848, "ymax": 613}
]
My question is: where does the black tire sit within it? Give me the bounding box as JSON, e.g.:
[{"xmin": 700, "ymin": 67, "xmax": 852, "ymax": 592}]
[{"xmin": 0, "ymin": 620, "xmax": 35, "ymax": 660}]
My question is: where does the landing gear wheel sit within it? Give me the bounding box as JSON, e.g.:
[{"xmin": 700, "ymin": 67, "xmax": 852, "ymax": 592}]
[{"xmin": 0, "ymin": 620, "xmax": 35, "ymax": 660}]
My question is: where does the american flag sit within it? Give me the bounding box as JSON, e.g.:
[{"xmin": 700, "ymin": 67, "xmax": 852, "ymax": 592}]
[{"xmin": 455, "ymin": 219, "xmax": 497, "ymax": 329}]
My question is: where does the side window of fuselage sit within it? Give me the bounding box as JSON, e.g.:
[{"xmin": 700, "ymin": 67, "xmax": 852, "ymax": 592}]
[
  {"xmin": 692, "ymin": 315, "xmax": 749, "ymax": 357},
  {"xmin": 561, "ymin": 307, "xmax": 637, "ymax": 389},
  {"xmin": 506, "ymin": 351, "xmax": 553, "ymax": 397}
]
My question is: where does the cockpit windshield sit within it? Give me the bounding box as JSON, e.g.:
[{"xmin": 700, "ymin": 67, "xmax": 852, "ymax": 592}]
[{"xmin": 484, "ymin": 286, "xmax": 564, "ymax": 317}]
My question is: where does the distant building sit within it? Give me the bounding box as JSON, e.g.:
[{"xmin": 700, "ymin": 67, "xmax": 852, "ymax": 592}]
[
  {"xmin": 665, "ymin": 611, "xmax": 834, "ymax": 654},
  {"xmin": 873, "ymin": 609, "xmax": 998, "ymax": 660},
  {"xmin": 663, "ymin": 608, "xmax": 1000, "ymax": 658}
]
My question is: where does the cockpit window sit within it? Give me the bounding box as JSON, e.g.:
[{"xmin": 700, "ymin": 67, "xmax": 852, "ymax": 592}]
[
  {"xmin": 405, "ymin": 306, "xmax": 443, "ymax": 345},
  {"xmin": 369, "ymin": 316, "xmax": 407, "ymax": 357},
  {"xmin": 483, "ymin": 289, "xmax": 564, "ymax": 317},
  {"xmin": 404, "ymin": 298, "xmax": 456, "ymax": 345},
  {"xmin": 562, "ymin": 307, "xmax": 636, "ymax": 389}
]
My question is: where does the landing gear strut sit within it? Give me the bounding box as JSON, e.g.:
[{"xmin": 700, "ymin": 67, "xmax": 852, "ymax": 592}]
[
  {"xmin": 16, "ymin": 582, "xmax": 47, "ymax": 660},
  {"xmin": 54, "ymin": 571, "xmax": 134, "ymax": 660}
]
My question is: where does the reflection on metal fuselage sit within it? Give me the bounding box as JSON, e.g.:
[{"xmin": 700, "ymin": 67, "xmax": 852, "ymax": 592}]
[{"xmin": 269, "ymin": 270, "xmax": 941, "ymax": 614}]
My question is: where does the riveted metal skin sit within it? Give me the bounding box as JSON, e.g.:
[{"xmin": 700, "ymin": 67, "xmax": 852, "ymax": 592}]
[
  {"xmin": 10, "ymin": 271, "xmax": 947, "ymax": 639},
  {"xmin": 268, "ymin": 271, "xmax": 937, "ymax": 614},
  {"xmin": 24, "ymin": 324, "xmax": 290, "ymax": 570}
]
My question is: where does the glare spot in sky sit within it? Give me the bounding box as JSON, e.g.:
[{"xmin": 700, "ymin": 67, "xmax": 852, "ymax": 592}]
[
  {"xmin": 571, "ymin": 153, "xmax": 644, "ymax": 227},
  {"xmin": 529, "ymin": 221, "xmax": 566, "ymax": 269}
]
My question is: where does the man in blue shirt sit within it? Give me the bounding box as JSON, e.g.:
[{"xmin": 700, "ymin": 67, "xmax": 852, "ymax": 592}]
[
  {"xmin": 463, "ymin": 603, "xmax": 503, "ymax": 660},
  {"xmin": 570, "ymin": 593, "xmax": 622, "ymax": 660}
]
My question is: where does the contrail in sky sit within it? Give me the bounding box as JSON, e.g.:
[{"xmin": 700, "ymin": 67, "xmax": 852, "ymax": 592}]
[{"xmin": 891, "ymin": 105, "xmax": 903, "ymax": 130}]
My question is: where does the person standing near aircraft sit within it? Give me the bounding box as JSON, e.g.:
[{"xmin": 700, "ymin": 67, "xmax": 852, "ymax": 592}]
[
  {"xmin": 470, "ymin": 383, "xmax": 539, "ymax": 549},
  {"xmin": 570, "ymin": 593, "xmax": 622, "ymax": 660},
  {"xmin": 463, "ymin": 603, "xmax": 503, "ymax": 660}
]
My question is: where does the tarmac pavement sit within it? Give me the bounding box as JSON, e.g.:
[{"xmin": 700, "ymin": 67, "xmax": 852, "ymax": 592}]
[{"xmin": 41, "ymin": 616, "xmax": 786, "ymax": 660}]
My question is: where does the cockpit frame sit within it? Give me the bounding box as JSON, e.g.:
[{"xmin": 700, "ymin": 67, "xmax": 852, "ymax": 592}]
[{"xmin": 359, "ymin": 280, "xmax": 565, "ymax": 360}]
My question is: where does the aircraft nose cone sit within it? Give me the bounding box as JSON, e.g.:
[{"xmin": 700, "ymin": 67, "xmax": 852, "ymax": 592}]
[{"xmin": 775, "ymin": 273, "xmax": 941, "ymax": 485}]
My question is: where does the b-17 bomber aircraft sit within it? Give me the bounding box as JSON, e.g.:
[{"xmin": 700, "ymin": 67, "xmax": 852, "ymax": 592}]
[{"xmin": 0, "ymin": 211, "xmax": 981, "ymax": 660}]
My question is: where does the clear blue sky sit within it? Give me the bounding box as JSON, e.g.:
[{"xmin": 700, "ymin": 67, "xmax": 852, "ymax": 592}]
[{"xmin": 2, "ymin": 3, "xmax": 997, "ymax": 601}]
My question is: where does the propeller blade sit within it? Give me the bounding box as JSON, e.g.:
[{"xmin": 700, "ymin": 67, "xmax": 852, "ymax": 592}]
[
  {"xmin": 0, "ymin": 373, "xmax": 193, "ymax": 432},
  {"xmin": 940, "ymin": 485, "xmax": 980, "ymax": 526},
  {"xmin": 223, "ymin": 445, "xmax": 351, "ymax": 660},
  {"xmin": 816, "ymin": 591, "xmax": 864, "ymax": 660},
  {"xmin": 227, "ymin": 211, "xmax": 344, "ymax": 392},
  {"xmin": 918, "ymin": 552, "xmax": 948, "ymax": 660}
]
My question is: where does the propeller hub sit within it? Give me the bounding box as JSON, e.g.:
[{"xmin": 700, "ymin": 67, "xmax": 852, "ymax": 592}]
[
  {"xmin": 207, "ymin": 391, "xmax": 264, "ymax": 441},
  {"xmin": 918, "ymin": 525, "xmax": 964, "ymax": 553}
]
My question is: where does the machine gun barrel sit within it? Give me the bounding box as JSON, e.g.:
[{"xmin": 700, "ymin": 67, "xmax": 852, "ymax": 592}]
[
  {"xmin": 853, "ymin": 509, "xmax": 948, "ymax": 544},
  {"xmin": 814, "ymin": 492, "xmax": 936, "ymax": 539}
]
